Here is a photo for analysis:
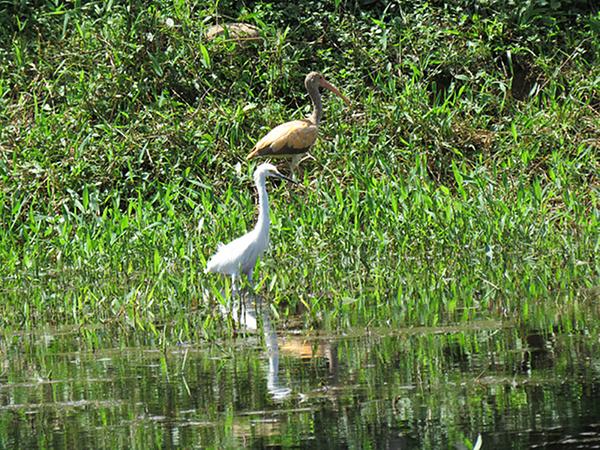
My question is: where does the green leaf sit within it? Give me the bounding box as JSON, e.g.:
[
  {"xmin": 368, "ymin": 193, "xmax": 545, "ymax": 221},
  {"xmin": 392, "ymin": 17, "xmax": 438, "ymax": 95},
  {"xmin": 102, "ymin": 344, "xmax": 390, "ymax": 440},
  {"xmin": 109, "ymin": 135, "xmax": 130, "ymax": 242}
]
[{"xmin": 200, "ymin": 43, "xmax": 211, "ymax": 68}]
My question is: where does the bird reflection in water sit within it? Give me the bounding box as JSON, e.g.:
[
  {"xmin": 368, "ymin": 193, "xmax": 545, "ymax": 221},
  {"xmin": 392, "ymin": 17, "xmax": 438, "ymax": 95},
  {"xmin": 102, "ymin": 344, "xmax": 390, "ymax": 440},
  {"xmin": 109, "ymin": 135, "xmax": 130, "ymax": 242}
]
[
  {"xmin": 262, "ymin": 304, "xmax": 292, "ymax": 401},
  {"xmin": 226, "ymin": 295, "xmax": 291, "ymax": 401}
]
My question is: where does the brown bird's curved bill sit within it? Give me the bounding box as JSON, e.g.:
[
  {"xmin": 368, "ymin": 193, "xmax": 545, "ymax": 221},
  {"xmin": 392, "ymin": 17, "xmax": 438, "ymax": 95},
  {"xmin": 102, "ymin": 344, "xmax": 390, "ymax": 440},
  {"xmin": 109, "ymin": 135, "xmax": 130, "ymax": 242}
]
[
  {"xmin": 274, "ymin": 172, "xmax": 299, "ymax": 184},
  {"xmin": 319, "ymin": 78, "xmax": 351, "ymax": 107}
]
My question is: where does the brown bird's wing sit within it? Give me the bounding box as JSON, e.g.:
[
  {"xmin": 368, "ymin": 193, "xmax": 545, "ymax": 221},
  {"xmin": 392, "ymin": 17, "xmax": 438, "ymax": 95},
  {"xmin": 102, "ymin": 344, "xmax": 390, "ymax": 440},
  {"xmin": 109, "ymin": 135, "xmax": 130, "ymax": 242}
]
[{"xmin": 247, "ymin": 119, "xmax": 318, "ymax": 159}]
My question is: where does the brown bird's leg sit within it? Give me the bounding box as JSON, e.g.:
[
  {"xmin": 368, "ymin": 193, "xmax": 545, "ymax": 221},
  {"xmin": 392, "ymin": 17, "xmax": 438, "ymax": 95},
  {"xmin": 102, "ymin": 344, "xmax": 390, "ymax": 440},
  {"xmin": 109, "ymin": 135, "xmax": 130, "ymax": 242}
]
[
  {"xmin": 289, "ymin": 154, "xmax": 303, "ymax": 179},
  {"xmin": 300, "ymin": 153, "xmax": 316, "ymax": 163}
]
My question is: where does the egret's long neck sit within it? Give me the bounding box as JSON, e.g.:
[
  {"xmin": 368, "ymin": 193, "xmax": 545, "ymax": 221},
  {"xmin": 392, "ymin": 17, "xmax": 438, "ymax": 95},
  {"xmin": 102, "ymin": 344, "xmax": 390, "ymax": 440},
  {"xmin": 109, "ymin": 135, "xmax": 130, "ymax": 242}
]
[
  {"xmin": 255, "ymin": 176, "xmax": 270, "ymax": 238},
  {"xmin": 308, "ymin": 84, "xmax": 322, "ymax": 125}
]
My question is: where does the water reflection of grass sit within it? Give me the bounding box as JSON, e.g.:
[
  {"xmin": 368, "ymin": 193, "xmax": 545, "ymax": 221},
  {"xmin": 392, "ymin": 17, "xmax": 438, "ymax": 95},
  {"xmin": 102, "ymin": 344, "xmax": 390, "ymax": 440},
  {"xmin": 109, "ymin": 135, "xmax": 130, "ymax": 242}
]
[
  {"xmin": 1, "ymin": 316, "xmax": 598, "ymax": 448},
  {"xmin": 0, "ymin": 1, "xmax": 598, "ymax": 338}
]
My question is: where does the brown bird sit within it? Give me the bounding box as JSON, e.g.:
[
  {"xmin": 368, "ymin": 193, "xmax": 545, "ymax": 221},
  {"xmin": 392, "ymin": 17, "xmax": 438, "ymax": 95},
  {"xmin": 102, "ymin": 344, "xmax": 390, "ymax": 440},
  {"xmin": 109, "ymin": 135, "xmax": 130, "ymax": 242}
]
[{"xmin": 247, "ymin": 71, "xmax": 350, "ymax": 175}]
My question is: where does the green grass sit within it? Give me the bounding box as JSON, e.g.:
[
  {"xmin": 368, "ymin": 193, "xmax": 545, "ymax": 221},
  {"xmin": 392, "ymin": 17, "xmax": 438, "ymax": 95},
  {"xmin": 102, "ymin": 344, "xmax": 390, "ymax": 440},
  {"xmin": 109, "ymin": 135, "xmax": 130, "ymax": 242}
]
[{"xmin": 0, "ymin": 0, "xmax": 598, "ymax": 339}]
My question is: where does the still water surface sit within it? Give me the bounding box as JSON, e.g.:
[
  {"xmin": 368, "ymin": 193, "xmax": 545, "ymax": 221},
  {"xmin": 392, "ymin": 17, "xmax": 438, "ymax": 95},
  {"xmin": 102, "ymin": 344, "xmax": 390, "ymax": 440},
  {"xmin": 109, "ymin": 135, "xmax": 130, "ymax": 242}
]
[{"xmin": 1, "ymin": 301, "xmax": 599, "ymax": 449}]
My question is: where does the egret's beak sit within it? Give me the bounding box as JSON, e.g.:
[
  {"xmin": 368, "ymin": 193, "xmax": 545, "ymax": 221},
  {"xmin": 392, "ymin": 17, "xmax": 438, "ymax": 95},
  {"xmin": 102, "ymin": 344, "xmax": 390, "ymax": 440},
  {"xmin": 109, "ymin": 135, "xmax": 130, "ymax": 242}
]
[
  {"xmin": 319, "ymin": 78, "xmax": 351, "ymax": 107},
  {"xmin": 274, "ymin": 172, "xmax": 299, "ymax": 184}
]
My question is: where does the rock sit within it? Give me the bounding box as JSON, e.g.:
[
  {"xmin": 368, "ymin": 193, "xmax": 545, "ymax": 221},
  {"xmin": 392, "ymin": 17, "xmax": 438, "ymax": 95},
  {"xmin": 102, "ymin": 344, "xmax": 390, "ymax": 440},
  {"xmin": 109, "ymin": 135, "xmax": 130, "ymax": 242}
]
[{"xmin": 205, "ymin": 23, "xmax": 260, "ymax": 42}]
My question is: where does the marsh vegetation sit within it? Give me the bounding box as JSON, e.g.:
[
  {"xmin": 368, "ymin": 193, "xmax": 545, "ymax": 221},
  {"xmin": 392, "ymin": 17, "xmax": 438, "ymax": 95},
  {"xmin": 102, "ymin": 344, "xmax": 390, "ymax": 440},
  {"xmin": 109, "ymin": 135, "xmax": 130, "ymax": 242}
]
[{"xmin": 0, "ymin": 0, "xmax": 598, "ymax": 447}]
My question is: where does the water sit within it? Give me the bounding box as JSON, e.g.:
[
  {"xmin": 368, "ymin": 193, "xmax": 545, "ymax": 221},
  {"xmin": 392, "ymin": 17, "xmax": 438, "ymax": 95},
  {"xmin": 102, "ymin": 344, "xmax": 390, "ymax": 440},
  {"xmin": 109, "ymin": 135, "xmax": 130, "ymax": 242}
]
[{"xmin": 1, "ymin": 301, "xmax": 599, "ymax": 449}]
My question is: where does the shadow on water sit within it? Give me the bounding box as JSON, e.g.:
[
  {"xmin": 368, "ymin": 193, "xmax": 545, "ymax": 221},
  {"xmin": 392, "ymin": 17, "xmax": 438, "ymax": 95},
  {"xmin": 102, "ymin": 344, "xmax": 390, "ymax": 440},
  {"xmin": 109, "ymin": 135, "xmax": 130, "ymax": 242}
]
[{"xmin": 0, "ymin": 296, "xmax": 600, "ymax": 448}]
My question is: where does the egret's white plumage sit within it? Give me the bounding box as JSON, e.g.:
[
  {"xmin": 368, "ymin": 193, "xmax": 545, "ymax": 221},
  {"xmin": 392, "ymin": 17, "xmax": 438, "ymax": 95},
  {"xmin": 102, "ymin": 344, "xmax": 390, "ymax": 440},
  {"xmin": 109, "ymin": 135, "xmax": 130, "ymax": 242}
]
[{"xmin": 205, "ymin": 163, "xmax": 296, "ymax": 295}]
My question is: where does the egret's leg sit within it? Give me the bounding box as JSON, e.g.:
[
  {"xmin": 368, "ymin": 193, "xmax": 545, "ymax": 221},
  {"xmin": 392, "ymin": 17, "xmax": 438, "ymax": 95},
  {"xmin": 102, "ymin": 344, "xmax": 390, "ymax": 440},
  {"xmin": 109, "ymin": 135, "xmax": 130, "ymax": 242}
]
[
  {"xmin": 231, "ymin": 274, "xmax": 247, "ymax": 328},
  {"xmin": 247, "ymin": 269, "xmax": 255, "ymax": 292},
  {"xmin": 231, "ymin": 275, "xmax": 238, "ymax": 299},
  {"xmin": 237, "ymin": 270, "xmax": 254, "ymax": 321}
]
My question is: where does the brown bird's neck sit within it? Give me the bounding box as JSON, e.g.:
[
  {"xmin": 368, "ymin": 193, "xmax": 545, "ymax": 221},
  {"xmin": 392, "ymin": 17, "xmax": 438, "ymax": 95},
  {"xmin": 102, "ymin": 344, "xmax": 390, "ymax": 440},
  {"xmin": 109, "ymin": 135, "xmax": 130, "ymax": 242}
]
[{"xmin": 307, "ymin": 84, "xmax": 322, "ymax": 125}]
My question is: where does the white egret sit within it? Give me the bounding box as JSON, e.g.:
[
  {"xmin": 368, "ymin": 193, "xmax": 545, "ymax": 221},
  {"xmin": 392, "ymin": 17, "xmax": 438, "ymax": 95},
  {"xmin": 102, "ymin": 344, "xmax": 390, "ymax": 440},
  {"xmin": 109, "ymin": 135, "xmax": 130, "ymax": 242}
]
[{"xmin": 205, "ymin": 163, "xmax": 296, "ymax": 296}]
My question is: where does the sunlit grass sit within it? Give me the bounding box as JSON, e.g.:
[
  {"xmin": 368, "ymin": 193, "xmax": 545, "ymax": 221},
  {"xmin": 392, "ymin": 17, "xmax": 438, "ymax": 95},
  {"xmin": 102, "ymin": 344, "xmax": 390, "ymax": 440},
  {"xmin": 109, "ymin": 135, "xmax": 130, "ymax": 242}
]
[{"xmin": 0, "ymin": 1, "xmax": 598, "ymax": 339}]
